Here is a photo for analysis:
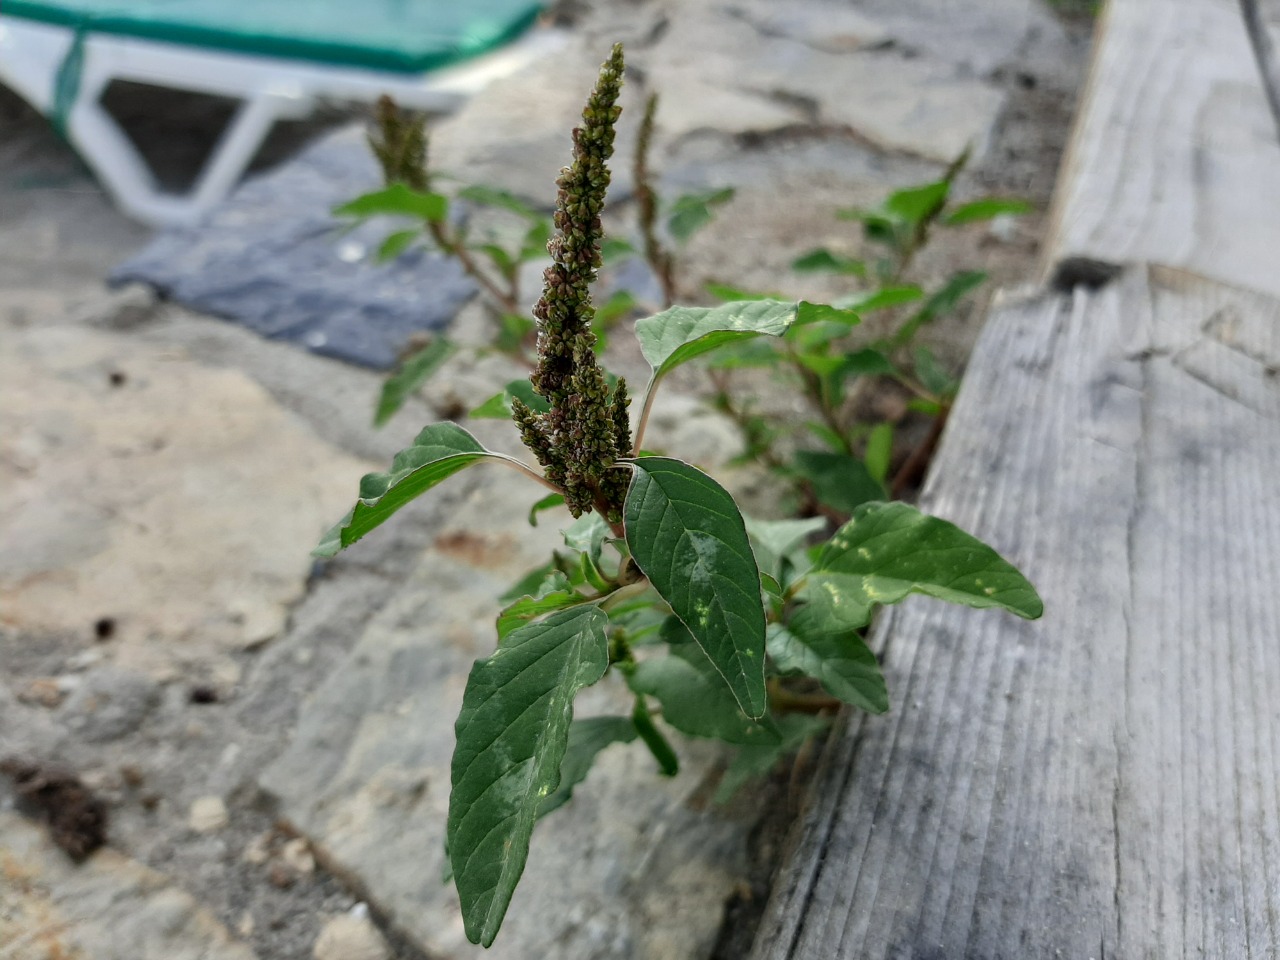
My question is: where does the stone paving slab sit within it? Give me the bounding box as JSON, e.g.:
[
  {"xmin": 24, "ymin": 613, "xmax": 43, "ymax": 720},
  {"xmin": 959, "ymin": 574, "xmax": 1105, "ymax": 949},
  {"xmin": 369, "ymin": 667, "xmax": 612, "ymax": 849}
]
[
  {"xmin": 0, "ymin": 810, "xmax": 257, "ymax": 960},
  {"xmin": 112, "ymin": 127, "xmax": 477, "ymax": 370},
  {"xmin": 0, "ymin": 322, "xmax": 372, "ymax": 681}
]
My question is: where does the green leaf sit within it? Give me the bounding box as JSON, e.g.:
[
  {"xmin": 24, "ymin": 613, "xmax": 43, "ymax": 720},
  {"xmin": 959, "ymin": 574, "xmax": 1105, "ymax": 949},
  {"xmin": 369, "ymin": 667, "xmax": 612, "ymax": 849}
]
[
  {"xmin": 600, "ymin": 237, "xmax": 637, "ymax": 266},
  {"xmin": 704, "ymin": 282, "xmax": 778, "ymax": 302},
  {"xmin": 795, "ymin": 301, "xmax": 862, "ymax": 327},
  {"xmin": 596, "ymin": 289, "xmax": 636, "ymax": 327},
  {"xmin": 457, "ymin": 184, "xmax": 541, "ymax": 221},
  {"xmin": 840, "ymin": 347, "xmax": 898, "ymax": 378},
  {"xmin": 702, "ymin": 338, "xmax": 780, "ymax": 369},
  {"xmin": 628, "ymin": 643, "xmax": 780, "ymax": 745},
  {"xmin": 449, "ymin": 606, "xmax": 609, "ymax": 946},
  {"xmin": 499, "ymin": 562, "xmax": 557, "ymax": 604},
  {"xmin": 561, "ymin": 512, "xmax": 610, "ymax": 561},
  {"xmin": 528, "ymin": 493, "xmax": 565, "ymax": 526},
  {"xmin": 631, "ymin": 696, "xmax": 679, "ymax": 775},
  {"xmin": 793, "ymin": 451, "xmax": 886, "ymax": 516},
  {"xmin": 943, "ymin": 198, "xmax": 1032, "ymax": 226},
  {"xmin": 376, "ymin": 228, "xmax": 419, "ymax": 262},
  {"xmin": 791, "ymin": 248, "xmax": 866, "ymax": 276},
  {"xmin": 884, "ymin": 180, "xmax": 951, "ymax": 225},
  {"xmin": 767, "ymin": 621, "xmax": 887, "ymax": 713},
  {"xmin": 714, "ymin": 714, "xmax": 830, "ymax": 804},
  {"xmin": 811, "ymin": 500, "xmax": 1043, "ymax": 619},
  {"xmin": 836, "ymin": 285, "xmax": 924, "ymax": 313},
  {"xmin": 914, "ymin": 346, "xmax": 958, "ymax": 397},
  {"xmin": 744, "ymin": 516, "xmax": 827, "ymax": 582},
  {"xmin": 667, "ymin": 187, "xmax": 734, "ymax": 242},
  {"xmin": 892, "ymin": 271, "xmax": 987, "ymax": 347},
  {"xmin": 477, "ymin": 243, "xmax": 517, "ymax": 279},
  {"xmin": 907, "ymin": 397, "xmax": 942, "ymax": 415},
  {"xmin": 864, "ymin": 423, "xmax": 894, "ymax": 485},
  {"xmin": 335, "ymin": 184, "xmax": 448, "ymax": 223},
  {"xmin": 537, "ymin": 716, "xmax": 637, "ymax": 817},
  {"xmin": 314, "ymin": 423, "xmax": 496, "ymax": 557},
  {"xmin": 469, "ymin": 379, "xmax": 550, "ymax": 419},
  {"xmin": 518, "ymin": 220, "xmax": 552, "ymax": 262},
  {"xmin": 635, "ymin": 300, "xmax": 798, "ymax": 383},
  {"xmin": 374, "ymin": 337, "xmax": 456, "ymax": 427},
  {"xmin": 495, "ymin": 313, "xmax": 536, "ymax": 353},
  {"xmin": 496, "ymin": 571, "xmax": 585, "ymax": 639},
  {"xmin": 624, "ymin": 458, "xmax": 768, "ymax": 717}
]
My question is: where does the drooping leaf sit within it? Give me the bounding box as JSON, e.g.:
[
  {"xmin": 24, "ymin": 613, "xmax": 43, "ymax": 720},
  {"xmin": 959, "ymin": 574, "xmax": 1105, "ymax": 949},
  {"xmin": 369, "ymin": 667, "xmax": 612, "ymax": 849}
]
[
  {"xmin": 635, "ymin": 300, "xmax": 798, "ymax": 384},
  {"xmin": 374, "ymin": 337, "xmax": 457, "ymax": 427},
  {"xmin": 943, "ymin": 197, "xmax": 1032, "ymax": 226},
  {"xmin": 469, "ymin": 379, "xmax": 551, "ymax": 419},
  {"xmin": 314, "ymin": 423, "xmax": 497, "ymax": 557},
  {"xmin": 744, "ymin": 516, "xmax": 827, "ymax": 583},
  {"xmin": 457, "ymin": 184, "xmax": 541, "ymax": 221},
  {"xmin": 810, "ymin": 500, "xmax": 1043, "ymax": 619},
  {"xmin": 767, "ymin": 621, "xmax": 887, "ymax": 713},
  {"xmin": 334, "ymin": 183, "xmax": 448, "ymax": 222},
  {"xmin": 792, "ymin": 248, "xmax": 866, "ymax": 276},
  {"xmin": 792, "ymin": 451, "xmax": 886, "ymax": 517},
  {"xmin": 628, "ymin": 642, "xmax": 780, "ymax": 745},
  {"xmin": 714, "ymin": 714, "xmax": 830, "ymax": 804},
  {"xmin": 667, "ymin": 187, "xmax": 735, "ymax": 242},
  {"xmin": 376, "ymin": 228, "xmax": 420, "ymax": 262},
  {"xmin": 496, "ymin": 571, "xmax": 584, "ymax": 639},
  {"xmin": 528, "ymin": 493, "xmax": 566, "ymax": 526},
  {"xmin": 624, "ymin": 457, "xmax": 768, "ymax": 717},
  {"xmin": 537, "ymin": 716, "xmax": 638, "ymax": 817},
  {"xmin": 631, "ymin": 695, "xmax": 679, "ymax": 775},
  {"xmin": 448, "ymin": 606, "xmax": 609, "ymax": 947},
  {"xmin": 836, "ymin": 285, "xmax": 924, "ymax": 313}
]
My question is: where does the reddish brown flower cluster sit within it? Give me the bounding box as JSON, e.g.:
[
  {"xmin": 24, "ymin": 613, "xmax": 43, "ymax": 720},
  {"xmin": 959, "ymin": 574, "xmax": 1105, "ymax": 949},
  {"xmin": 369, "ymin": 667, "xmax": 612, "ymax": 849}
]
[{"xmin": 513, "ymin": 44, "xmax": 632, "ymax": 521}]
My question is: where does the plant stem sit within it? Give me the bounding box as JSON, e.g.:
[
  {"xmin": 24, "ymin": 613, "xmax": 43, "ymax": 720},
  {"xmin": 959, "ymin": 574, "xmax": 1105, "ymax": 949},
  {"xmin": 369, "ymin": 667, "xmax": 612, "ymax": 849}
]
[
  {"xmin": 767, "ymin": 679, "xmax": 842, "ymax": 715},
  {"xmin": 889, "ymin": 403, "xmax": 950, "ymax": 498},
  {"xmin": 487, "ymin": 453, "xmax": 564, "ymax": 494},
  {"xmin": 427, "ymin": 220, "xmax": 521, "ymax": 315},
  {"xmin": 633, "ymin": 93, "xmax": 676, "ymax": 307}
]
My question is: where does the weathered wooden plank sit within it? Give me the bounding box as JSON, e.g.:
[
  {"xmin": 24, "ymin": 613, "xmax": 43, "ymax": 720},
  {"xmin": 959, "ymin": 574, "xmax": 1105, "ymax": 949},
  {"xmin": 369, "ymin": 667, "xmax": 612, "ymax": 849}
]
[
  {"xmin": 1240, "ymin": 0, "xmax": 1280, "ymax": 129},
  {"xmin": 1043, "ymin": 0, "xmax": 1280, "ymax": 300},
  {"xmin": 750, "ymin": 266, "xmax": 1280, "ymax": 959}
]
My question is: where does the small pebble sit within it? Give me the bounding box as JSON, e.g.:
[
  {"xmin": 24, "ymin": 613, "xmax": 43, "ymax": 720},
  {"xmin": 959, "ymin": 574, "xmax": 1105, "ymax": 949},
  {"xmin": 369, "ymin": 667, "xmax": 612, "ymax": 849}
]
[
  {"xmin": 16, "ymin": 678, "xmax": 64, "ymax": 708},
  {"xmin": 280, "ymin": 836, "xmax": 315, "ymax": 875},
  {"xmin": 188, "ymin": 795, "xmax": 229, "ymax": 833},
  {"xmin": 312, "ymin": 912, "xmax": 390, "ymax": 960},
  {"xmin": 242, "ymin": 830, "xmax": 272, "ymax": 865}
]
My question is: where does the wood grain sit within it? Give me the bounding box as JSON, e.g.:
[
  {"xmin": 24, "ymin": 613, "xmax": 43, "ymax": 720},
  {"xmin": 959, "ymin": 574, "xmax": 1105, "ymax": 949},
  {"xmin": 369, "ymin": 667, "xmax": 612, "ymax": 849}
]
[
  {"xmin": 1043, "ymin": 0, "xmax": 1280, "ymax": 299},
  {"xmin": 750, "ymin": 266, "xmax": 1280, "ymax": 959}
]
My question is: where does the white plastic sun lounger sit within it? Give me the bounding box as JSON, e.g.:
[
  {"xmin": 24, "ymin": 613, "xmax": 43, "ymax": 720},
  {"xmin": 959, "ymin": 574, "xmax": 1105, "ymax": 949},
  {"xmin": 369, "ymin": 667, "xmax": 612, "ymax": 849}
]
[{"xmin": 0, "ymin": 1, "xmax": 556, "ymax": 226}]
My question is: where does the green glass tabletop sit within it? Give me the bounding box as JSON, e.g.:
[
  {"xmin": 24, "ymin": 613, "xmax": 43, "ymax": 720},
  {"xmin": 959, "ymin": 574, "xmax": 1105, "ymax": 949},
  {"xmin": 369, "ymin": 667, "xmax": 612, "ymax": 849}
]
[{"xmin": 4, "ymin": 0, "xmax": 545, "ymax": 73}]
